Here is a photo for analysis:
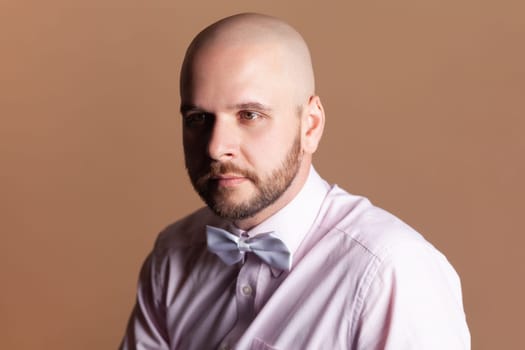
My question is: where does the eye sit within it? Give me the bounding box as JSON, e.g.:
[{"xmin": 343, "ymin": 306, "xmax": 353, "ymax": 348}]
[
  {"xmin": 184, "ymin": 112, "xmax": 212, "ymax": 128},
  {"xmin": 239, "ymin": 111, "xmax": 262, "ymax": 121}
]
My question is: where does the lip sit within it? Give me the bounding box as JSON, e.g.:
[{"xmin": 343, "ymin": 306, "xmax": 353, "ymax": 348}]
[{"xmin": 212, "ymin": 174, "xmax": 247, "ymax": 187}]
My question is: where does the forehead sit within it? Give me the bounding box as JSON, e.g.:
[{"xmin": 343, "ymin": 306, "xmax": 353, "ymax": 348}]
[{"xmin": 181, "ymin": 42, "xmax": 295, "ymax": 109}]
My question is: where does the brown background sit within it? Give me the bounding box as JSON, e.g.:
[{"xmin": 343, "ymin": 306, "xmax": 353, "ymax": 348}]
[{"xmin": 1, "ymin": 0, "xmax": 523, "ymax": 349}]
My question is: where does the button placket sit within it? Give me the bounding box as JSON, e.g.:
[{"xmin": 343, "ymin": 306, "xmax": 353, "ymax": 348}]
[{"xmin": 220, "ymin": 255, "xmax": 261, "ymax": 347}]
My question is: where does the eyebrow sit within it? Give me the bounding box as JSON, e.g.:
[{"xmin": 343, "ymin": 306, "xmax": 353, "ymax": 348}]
[
  {"xmin": 180, "ymin": 101, "xmax": 273, "ymax": 115},
  {"xmin": 180, "ymin": 104, "xmax": 201, "ymax": 114},
  {"xmin": 229, "ymin": 102, "xmax": 272, "ymax": 113}
]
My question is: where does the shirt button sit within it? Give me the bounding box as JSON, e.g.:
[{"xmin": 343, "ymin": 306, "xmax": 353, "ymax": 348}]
[
  {"xmin": 219, "ymin": 342, "xmax": 230, "ymax": 350},
  {"xmin": 241, "ymin": 285, "xmax": 253, "ymax": 296}
]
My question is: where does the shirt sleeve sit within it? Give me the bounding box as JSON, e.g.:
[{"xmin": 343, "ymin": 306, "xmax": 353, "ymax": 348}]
[
  {"xmin": 352, "ymin": 240, "xmax": 471, "ymax": 349},
  {"xmin": 119, "ymin": 251, "xmax": 170, "ymax": 350}
]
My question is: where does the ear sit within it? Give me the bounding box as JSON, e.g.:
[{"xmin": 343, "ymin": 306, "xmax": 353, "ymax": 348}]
[{"xmin": 302, "ymin": 95, "xmax": 325, "ymax": 154}]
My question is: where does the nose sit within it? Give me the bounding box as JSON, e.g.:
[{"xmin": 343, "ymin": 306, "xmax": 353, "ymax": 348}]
[{"xmin": 207, "ymin": 115, "xmax": 238, "ymax": 161}]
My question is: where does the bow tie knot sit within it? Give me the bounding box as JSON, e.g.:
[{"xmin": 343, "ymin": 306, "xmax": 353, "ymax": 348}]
[
  {"xmin": 206, "ymin": 225, "xmax": 292, "ymax": 271},
  {"xmin": 237, "ymin": 240, "xmax": 252, "ymax": 253}
]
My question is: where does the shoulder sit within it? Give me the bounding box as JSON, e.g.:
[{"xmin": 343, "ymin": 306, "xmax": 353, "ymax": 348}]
[
  {"xmin": 318, "ymin": 185, "xmax": 468, "ymax": 347},
  {"xmin": 317, "ymin": 184, "xmax": 462, "ymax": 301},
  {"xmin": 320, "ymin": 185, "xmax": 429, "ymax": 261},
  {"xmin": 151, "ymin": 206, "xmax": 223, "ymax": 257},
  {"xmin": 139, "ymin": 207, "xmax": 227, "ymax": 284}
]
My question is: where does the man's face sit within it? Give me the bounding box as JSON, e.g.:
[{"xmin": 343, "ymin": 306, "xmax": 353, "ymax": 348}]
[{"xmin": 181, "ymin": 43, "xmax": 305, "ymax": 221}]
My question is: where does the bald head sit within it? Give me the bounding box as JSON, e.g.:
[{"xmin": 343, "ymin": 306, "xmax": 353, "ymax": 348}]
[{"xmin": 180, "ymin": 13, "xmax": 315, "ymax": 105}]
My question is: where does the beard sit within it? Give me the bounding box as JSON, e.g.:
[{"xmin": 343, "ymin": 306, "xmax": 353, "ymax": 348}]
[{"xmin": 186, "ymin": 134, "xmax": 302, "ymax": 221}]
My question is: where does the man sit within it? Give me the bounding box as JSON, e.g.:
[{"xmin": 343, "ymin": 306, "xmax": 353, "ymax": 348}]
[{"xmin": 121, "ymin": 13, "xmax": 470, "ymax": 349}]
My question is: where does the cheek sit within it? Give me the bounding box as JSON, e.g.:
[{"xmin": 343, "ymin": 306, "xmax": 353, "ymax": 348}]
[
  {"xmin": 182, "ymin": 137, "xmax": 193, "ymax": 161},
  {"xmin": 183, "ymin": 130, "xmax": 207, "ymax": 153},
  {"xmin": 183, "ymin": 137, "xmax": 205, "ymax": 169},
  {"xmin": 243, "ymin": 129, "xmax": 295, "ymax": 168}
]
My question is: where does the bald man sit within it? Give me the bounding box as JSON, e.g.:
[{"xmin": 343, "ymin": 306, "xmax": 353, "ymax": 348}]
[{"xmin": 121, "ymin": 13, "xmax": 470, "ymax": 350}]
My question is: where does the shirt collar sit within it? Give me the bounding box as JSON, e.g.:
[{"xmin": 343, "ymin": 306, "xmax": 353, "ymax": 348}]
[{"xmin": 241, "ymin": 166, "xmax": 330, "ymax": 265}]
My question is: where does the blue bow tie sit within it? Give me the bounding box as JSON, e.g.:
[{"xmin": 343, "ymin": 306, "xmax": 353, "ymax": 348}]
[{"xmin": 206, "ymin": 225, "xmax": 292, "ymax": 271}]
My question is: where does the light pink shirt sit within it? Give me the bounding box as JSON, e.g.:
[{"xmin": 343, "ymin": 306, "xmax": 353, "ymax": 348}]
[{"xmin": 121, "ymin": 168, "xmax": 470, "ymax": 349}]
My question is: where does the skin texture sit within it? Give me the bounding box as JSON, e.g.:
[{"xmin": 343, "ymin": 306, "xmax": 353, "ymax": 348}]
[{"xmin": 180, "ymin": 13, "xmax": 325, "ymax": 230}]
